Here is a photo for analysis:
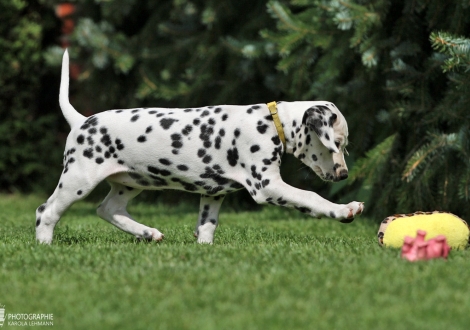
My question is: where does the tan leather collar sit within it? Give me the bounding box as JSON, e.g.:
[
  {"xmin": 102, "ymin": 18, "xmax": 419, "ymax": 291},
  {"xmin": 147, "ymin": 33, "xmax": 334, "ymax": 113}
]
[{"xmin": 267, "ymin": 101, "xmax": 286, "ymax": 149}]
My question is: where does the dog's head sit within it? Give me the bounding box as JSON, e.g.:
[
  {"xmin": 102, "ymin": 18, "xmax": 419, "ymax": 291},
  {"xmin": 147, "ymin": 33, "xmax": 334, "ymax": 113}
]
[{"xmin": 293, "ymin": 104, "xmax": 349, "ymax": 182}]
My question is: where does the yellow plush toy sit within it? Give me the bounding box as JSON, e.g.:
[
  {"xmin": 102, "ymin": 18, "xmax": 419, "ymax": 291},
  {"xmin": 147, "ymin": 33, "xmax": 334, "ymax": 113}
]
[{"xmin": 377, "ymin": 211, "xmax": 470, "ymax": 250}]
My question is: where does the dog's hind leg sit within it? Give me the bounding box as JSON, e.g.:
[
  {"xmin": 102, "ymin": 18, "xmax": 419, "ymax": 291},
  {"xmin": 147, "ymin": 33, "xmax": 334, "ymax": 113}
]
[
  {"xmin": 97, "ymin": 182, "xmax": 164, "ymax": 241},
  {"xmin": 36, "ymin": 174, "xmax": 100, "ymax": 244},
  {"xmin": 194, "ymin": 195, "xmax": 226, "ymax": 244}
]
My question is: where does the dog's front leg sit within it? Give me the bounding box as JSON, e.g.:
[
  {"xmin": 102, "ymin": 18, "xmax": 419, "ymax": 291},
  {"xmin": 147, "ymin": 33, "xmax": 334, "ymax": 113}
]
[
  {"xmin": 194, "ymin": 195, "xmax": 226, "ymax": 244},
  {"xmin": 253, "ymin": 176, "xmax": 363, "ymax": 221}
]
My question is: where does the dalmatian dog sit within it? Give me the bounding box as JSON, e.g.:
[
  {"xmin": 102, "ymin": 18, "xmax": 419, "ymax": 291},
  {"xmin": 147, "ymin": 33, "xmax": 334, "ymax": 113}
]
[{"xmin": 35, "ymin": 50, "xmax": 364, "ymax": 244}]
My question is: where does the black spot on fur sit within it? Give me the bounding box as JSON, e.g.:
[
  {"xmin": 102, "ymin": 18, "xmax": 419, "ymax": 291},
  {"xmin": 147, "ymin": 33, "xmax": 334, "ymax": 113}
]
[
  {"xmin": 159, "ymin": 158, "xmax": 172, "ymax": 166},
  {"xmin": 277, "ymin": 197, "xmax": 287, "ymax": 205},
  {"xmin": 328, "ymin": 113, "xmax": 337, "ymax": 127},
  {"xmin": 115, "ymin": 139, "xmax": 125, "ymax": 150},
  {"xmin": 257, "ymin": 122, "xmax": 268, "ymax": 134},
  {"xmin": 83, "ymin": 148, "xmax": 93, "ymax": 159},
  {"xmin": 146, "ymin": 126, "xmax": 153, "ymax": 133},
  {"xmin": 131, "ymin": 114, "xmax": 139, "ymax": 122},
  {"xmin": 306, "ymin": 134, "xmax": 311, "ymax": 145},
  {"xmin": 199, "ymin": 124, "xmax": 214, "ymax": 143},
  {"xmin": 152, "ymin": 177, "xmax": 168, "ymax": 187},
  {"xmin": 200, "ymin": 167, "xmax": 230, "ymax": 186},
  {"xmin": 101, "ymin": 134, "xmax": 112, "ymax": 147},
  {"xmin": 147, "ymin": 166, "xmax": 160, "ymax": 175},
  {"xmin": 295, "ymin": 206, "xmax": 311, "ymax": 214},
  {"xmin": 227, "ymin": 148, "xmax": 239, "ymax": 167},
  {"xmin": 87, "ymin": 136, "xmax": 94, "ymax": 146},
  {"xmin": 215, "ymin": 136, "xmax": 222, "ymax": 149},
  {"xmin": 180, "ymin": 181, "xmax": 198, "ymax": 191},
  {"xmin": 250, "ymin": 145, "xmax": 260, "ymax": 153},
  {"xmin": 177, "ymin": 164, "xmax": 189, "ymax": 171},
  {"xmin": 37, "ymin": 204, "xmax": 46, "ymax": 213},
  {"xmin": 137, "ymin": 180, "xmax": 150, "ymax": 186},
  {"xmin": 77, "ymin": 135, "xmax": 85, "ymax": 144},
  {"xmin": 96, "ymin": 157, "xmax": 104, "ymax": 164},
  {"xmin": 160, "ymin": 118, "xmax": 178, "ymax": 130},
  {"xmin": 312, "ymin": 154, "xmax": 318, "ymax": 161},
  {"xmin": 137, "ymin": 135, "xmax": 147, "ymax": 143},
  {"xmin": 182, "ymin": 125, "xmax": 193, "ymax": 136},
  {"xmin": 77, "ymin": 190, "xmax": 83, "ymax": 195},
  {"xmin": 251, "ymin": 165, "xmax": 262, "ymax": 180},
  {"xmin": 272, "ymin": 136, "xmax": 281, "ymax": 146},
  {"xmin": 80, "ymin": 116, "xmax": 98, "ymax": 130},
  {"xmin": 171, "ymin": 133, "xmax": 181, "ymax": 141},
  {"xmin": 129, "ymin": 172, "xmax": 142, "ymax": 180}
]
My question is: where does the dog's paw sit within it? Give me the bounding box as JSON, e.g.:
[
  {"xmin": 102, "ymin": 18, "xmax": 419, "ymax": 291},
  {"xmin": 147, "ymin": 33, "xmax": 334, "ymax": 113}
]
[
  {"xmin": 140, "ymin": 228, "xmax": 164, "ymax": 242},
  {"xmin": 196, "ymin": 222, "xmax": 216, "ymax": 244},
  {"xmin": 339, "ymin": 201, "xmax": 364, "ymax": 223}
]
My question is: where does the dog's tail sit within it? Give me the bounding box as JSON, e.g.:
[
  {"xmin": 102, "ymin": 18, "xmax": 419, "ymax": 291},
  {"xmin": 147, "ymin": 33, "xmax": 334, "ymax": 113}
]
[{"xmin": 59, "ymin": 49, "xmax": 86, "ymax": 127}]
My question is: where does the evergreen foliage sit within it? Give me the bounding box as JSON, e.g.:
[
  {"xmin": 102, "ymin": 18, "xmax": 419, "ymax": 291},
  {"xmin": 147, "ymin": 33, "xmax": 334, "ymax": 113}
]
[
  {"xmin": 44, "ymin": 0, "xmax": 279, "ymax": 112},
  {"xmin": 260, "ymin": 0, "xmax": 470, "ymax": 217},
  {"xmin": 0, "ymin": 0, "xmax": 61, "ymax": 192},
  {"xmin": 2, "ymin": 0, "xmax": 470, "ymax": 218}
]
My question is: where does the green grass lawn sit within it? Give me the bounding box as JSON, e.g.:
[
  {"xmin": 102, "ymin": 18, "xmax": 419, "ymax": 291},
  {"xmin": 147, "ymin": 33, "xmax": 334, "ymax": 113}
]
[{"xmin": 1, "ymin": 194, "xmax": 469, "ymax": 329}]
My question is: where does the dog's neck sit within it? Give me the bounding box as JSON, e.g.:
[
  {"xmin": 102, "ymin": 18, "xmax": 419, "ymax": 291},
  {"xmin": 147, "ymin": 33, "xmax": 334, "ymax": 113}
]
[{"xmin": 274, "ymin": 102, "xmax": 307, "ymax": 155}]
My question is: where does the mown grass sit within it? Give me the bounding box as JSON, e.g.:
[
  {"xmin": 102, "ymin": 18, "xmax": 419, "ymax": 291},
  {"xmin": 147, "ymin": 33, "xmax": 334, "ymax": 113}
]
[{"xmin": 1, "ymin": 194, "xmax": 469, "ymax": 329}]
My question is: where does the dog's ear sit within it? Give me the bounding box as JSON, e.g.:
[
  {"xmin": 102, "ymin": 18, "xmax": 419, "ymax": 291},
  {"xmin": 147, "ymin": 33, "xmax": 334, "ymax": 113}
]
[{"xmin": 302, "ymin": 106, "xmax": 339, "ymax": 153}]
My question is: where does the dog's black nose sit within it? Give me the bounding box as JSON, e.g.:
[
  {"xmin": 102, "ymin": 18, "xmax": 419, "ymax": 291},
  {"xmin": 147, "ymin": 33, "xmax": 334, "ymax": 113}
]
[{"xmin": 339, "ymin": 169, "xmax": 348, "ymax": 180}]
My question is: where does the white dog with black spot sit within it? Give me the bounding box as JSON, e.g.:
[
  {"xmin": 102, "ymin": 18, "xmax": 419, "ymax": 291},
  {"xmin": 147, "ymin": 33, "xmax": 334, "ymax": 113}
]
[{"xmin": 35, "ymin": 50, "xmax": 364, "ymax": 244}]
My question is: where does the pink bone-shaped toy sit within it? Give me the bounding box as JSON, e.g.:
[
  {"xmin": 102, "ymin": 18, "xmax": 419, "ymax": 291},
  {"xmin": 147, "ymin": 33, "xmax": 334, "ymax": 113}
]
[{"xmin": 401, "ymin": 230, "xmax": 450, "ymax": 261}]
